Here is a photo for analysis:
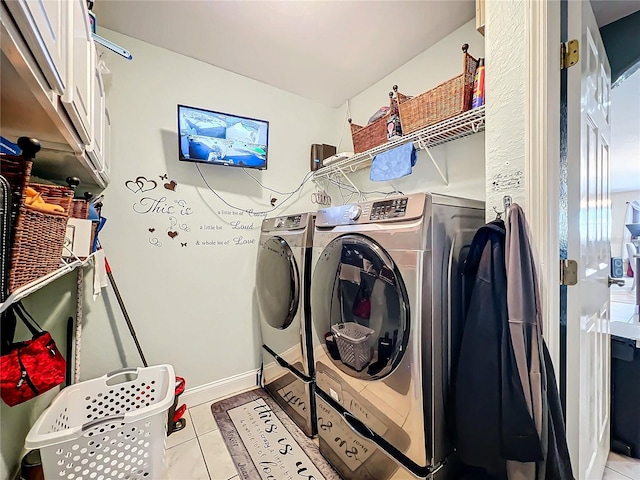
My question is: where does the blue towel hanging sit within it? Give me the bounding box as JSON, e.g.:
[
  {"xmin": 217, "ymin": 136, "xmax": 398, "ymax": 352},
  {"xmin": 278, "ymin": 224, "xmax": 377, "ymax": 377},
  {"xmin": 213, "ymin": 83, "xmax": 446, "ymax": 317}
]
[{"xmin": 369, "ymin": 143, "xmax": 417, "ymax": 182}]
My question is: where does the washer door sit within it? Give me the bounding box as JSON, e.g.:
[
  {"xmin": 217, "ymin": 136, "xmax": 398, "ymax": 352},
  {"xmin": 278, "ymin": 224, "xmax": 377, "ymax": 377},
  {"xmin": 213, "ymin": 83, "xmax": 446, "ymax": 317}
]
[
  {"xmin": 312, "ymin": 234, "xmax": 409, "ymax": 380},
  {"xmin": 256, "ymin": 237, "xmax": 300, "ymax": 330}
]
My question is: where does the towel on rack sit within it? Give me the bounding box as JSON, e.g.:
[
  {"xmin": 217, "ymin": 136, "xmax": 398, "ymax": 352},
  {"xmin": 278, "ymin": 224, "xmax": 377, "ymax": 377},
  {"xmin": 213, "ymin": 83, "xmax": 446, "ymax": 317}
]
[{"xmin": 369, "ymin": 143, "xmax": 416, "ymax": 182}]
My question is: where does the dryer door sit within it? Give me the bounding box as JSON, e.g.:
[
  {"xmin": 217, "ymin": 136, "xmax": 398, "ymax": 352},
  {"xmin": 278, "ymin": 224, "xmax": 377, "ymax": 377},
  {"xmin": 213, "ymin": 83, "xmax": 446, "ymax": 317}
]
[
  {"xmin": 312, "ymin": 234, "xmax": 409, "ymax": 380},
  {"xmin": 256, "ymin": 237, "xmax": 300, "ymax": 330}
]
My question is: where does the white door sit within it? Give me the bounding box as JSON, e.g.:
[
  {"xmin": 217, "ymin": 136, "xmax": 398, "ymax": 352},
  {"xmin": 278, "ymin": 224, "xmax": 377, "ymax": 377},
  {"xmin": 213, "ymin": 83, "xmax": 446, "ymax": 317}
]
[{"xmin": 565, "ymin": 1, "xmax": 612, "ymax": 479}]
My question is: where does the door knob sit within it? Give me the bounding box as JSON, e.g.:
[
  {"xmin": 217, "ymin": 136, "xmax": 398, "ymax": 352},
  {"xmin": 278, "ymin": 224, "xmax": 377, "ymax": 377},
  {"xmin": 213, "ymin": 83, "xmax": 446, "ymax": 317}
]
[{"xmin": 608, "ymin": 276, "xmax": 626, "ymax": 288}]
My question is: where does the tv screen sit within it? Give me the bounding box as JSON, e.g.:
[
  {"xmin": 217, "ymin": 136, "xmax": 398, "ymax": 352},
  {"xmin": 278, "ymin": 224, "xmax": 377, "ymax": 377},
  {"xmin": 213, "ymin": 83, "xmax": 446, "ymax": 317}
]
[{"xmin": 178, "ymin": 104, "xmax": 268, "ymax": 170}]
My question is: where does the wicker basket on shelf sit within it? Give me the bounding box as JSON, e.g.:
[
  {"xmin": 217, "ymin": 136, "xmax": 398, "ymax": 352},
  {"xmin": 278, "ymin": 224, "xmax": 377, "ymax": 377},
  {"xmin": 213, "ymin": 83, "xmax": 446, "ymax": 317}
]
[
  {"xmin": 348, "ymin": 90, "xmax": 408, "ymax": 154},
  {"xmin": 396, "ymin": 44, "xmax": 478, "ymax": 135},
  {"xmin": 70, "ymin": 199, "xmax": 89, "ymax": 219},
  {"xmin": 0, "ymin": 155, "xmax": 33, "ymax": 214},
  {"xmin": 9, "ymin": 183, "xmax": 73, "ymax": 292}
]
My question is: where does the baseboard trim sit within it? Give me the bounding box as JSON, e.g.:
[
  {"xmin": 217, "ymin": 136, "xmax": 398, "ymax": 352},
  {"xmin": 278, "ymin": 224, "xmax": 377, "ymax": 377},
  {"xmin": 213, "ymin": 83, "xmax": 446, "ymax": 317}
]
[{"xmin": 181, "ymin": 369, "xmax": 259, "ymax": 407}]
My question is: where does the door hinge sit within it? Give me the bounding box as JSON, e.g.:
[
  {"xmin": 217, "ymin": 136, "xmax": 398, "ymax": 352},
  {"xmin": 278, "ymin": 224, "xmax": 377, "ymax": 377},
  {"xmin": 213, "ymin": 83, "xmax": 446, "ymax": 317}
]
[
  {"xmin": 560, "ymin": 259, "xmax": 578, "ymax": 286},
  {"xmin": 561, "ymin": 40, "xmax": 579, "ymax": 69}
]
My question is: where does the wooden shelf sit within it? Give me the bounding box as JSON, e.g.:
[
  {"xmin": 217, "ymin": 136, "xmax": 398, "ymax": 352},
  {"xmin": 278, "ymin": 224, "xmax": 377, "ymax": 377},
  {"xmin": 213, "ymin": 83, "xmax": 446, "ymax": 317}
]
[
  {"xmin": 313, "ymin": 106, "xmax": 486, "ymax": 181},
  {"xmin": 0, "ymin": 253, "xmax": 97, "ymax": 314}
]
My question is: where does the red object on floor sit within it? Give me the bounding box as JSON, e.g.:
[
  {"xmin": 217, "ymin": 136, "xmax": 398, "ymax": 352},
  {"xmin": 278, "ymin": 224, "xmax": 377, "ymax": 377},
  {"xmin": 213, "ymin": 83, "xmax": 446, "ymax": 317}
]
[
  {"xmin": 173, "ymin": 404, "xmax": 186, "ymax": 422},
  {"xmin": 628, "ymin": 262, "xmax": 634, "ymax": 278},
  {"xmin": 175, "ymin": 376, "xmax": 186, "ymax": 396}
]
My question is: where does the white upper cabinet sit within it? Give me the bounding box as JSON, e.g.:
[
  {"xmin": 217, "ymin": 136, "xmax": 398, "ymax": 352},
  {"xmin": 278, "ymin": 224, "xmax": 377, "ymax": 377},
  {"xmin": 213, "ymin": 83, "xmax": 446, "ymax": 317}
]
[
  {"xmin": 85, "ymin": 47, "xmax": 105, "ymax": 173},
  {"xmin": 4, "ymin": 0, "xmax": 68, "ymax": 95},
  {"xmin": 101, "ymin": 108, "xmax": 111, "ymax": 183},
  {"xmin": 61, "ymin": 0, "xmax": 92, "ymax": 144},
  {"xmin": 1, "ymin": 0, "xmax": 111, "ymax": 187}
]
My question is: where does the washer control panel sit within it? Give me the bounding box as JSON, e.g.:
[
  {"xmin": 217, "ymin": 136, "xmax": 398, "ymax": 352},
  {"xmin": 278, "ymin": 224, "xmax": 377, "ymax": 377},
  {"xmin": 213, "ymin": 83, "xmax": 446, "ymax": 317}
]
[
  {"xmin": 316, "ymin": 193, "xmax": 426, "ymax": 227},
  {"xmin": 275, "ymin": 214, "xmax": 302, "ymax": 229},
  {"xmin": 369, "ymin": 197, "xmax": 408, "ymax": 220}
]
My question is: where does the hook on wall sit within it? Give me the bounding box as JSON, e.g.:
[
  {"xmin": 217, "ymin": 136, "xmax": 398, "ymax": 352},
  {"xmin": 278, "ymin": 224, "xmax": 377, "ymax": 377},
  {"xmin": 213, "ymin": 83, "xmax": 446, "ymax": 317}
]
[{"xmin": 493, "ymin": 195, "xmax": 513, "ymax": 219}]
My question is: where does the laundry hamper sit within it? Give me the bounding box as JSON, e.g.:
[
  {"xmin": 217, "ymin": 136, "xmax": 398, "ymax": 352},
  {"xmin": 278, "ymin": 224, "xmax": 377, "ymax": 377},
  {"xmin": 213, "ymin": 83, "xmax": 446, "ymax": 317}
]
[
  {"xmin": 25, "ymin": 365, "xmax": 176, "ymax": 480},
  {"xmin": 332, "ymin": 322, "xmax": 375, "ymax": 371}
]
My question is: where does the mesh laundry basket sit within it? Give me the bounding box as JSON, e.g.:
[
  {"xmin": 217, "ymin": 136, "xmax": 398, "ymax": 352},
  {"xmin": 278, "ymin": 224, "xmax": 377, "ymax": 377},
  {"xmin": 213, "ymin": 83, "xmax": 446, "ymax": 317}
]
[
  {"xmin": 332, "ymin": 322, "xmax": 375, "ymax": 371},
  {"xmin": 25, "ymin": 365, "xmax": 175, "ymax": 480}
]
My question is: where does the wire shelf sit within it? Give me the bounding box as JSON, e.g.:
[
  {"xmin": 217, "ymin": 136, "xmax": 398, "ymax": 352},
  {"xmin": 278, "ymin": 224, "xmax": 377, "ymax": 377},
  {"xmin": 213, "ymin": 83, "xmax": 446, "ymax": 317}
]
[
  {"xmin": 313, "ymin": 105, "xmax": 485, "ymax": 180},
  {"xmin": 0, "ymin": 253, "xmax": 97, "ymax": 314}
]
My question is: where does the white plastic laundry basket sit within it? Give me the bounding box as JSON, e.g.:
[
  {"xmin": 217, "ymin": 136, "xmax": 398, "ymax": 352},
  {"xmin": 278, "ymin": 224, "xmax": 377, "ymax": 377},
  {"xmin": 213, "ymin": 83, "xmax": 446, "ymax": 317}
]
[
  {"xmin": 25, "ymin": 365, "xmax": 175, "ymax": 480},
  {"xmin": 332, "ymin": 322, "xmax": 375, "ymax": 371}
]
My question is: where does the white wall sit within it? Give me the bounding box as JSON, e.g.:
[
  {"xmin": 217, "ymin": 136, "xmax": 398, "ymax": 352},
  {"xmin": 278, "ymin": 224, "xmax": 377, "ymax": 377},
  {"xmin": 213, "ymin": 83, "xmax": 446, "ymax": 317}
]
[
  {"xmin": 611, "ymin": 190, "xmax": 640, "ymax": 259},
  {"xmin": 79, "ymin": 30, "xmax": 337, "ymax": 390},
  {"xmin": 327, "ymin": 20, "xmax": 486, "ymax": 202},
  {"xmin": 611, "ymin": 68, "xmax": 640, "ymax": 193},
  {"xmin": 484, "ymin": 0, "xmax": 527, "ymax": 218}
]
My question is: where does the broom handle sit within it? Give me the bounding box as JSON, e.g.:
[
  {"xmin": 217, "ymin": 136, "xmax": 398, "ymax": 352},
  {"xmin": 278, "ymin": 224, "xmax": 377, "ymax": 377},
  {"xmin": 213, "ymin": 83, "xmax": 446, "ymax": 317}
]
[{"xmin": 105, "ymin": 257, "xmax": 149, "ymax": 367}]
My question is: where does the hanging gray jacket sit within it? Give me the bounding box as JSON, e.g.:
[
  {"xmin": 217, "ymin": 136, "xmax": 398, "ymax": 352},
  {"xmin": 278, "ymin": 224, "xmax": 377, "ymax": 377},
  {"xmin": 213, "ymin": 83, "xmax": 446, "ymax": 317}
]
[
  {"xmin": 505, "ymin": 205, "xmax": 547, "ymax": 480},
  {"xmin": 505, "ymin": 204, "xmax": 573, "ymax": 480}
]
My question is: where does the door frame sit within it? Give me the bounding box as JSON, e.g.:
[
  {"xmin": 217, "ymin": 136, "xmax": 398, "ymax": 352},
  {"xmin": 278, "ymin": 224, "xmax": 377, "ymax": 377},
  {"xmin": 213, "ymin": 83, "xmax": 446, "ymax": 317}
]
[
  {"xmin": 524, "ymin": 0, "xmax": 561, "ymax": 369},
  {"xmin": 526, "ymin": 1, "xmax": 614, "ymax": 475}
]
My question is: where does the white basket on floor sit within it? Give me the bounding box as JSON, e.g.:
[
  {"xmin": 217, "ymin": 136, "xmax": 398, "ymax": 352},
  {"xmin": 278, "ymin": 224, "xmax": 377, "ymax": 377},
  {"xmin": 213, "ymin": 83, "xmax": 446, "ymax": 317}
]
[
  {"xmin": 332, "ymin": 322, "xmax": 375, "ymax": 371},
  {"xmin": 25, "ymin": 365, "xmax": 175, "ymax": 480}
]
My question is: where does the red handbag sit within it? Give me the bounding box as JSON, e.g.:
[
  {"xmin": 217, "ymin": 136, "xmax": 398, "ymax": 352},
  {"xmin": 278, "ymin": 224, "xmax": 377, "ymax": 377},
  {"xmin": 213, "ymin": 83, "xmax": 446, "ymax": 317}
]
[{"xmin": 0, "ymin": 302, "xmax": 66, "ymax": 406}]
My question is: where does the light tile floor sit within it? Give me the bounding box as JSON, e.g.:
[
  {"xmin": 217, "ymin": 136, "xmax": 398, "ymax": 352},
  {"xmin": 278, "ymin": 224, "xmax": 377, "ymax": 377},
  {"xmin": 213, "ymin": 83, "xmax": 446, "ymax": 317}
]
[
  {"xmin": 164, "ymin": 403, "xmax": 238, "ymax": 480},
  {"xmin": 167, "ymin": 399, "xmax": 640, "ymax": 480},
  {"xmin": 604, "ymin": 452, "xmax": 640, "ymax": 480}
]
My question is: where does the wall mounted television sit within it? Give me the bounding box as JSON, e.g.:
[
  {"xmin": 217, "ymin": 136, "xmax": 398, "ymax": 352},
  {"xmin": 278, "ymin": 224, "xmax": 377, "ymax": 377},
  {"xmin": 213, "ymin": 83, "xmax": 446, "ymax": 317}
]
[{"xmin": 178, "ymin": 104, "xmax": 269, "ymax": 170}]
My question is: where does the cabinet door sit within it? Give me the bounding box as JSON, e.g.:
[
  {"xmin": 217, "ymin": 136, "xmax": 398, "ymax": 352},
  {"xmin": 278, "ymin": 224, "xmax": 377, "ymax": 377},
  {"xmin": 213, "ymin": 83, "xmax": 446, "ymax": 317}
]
[
  {"xmin": 101, "ymin": 108, "xmax": 111, "ymax": 183},
  {"xmin": 5, "ymin": 0, "xmax": 68, "ymax": 94},
  {"xmin": 86, "ymin": 49, "xmax": 105, "ymax": 173},
  {"xmin": 61, "ymin": 0, "xmax": 92, "ymax": 144}
]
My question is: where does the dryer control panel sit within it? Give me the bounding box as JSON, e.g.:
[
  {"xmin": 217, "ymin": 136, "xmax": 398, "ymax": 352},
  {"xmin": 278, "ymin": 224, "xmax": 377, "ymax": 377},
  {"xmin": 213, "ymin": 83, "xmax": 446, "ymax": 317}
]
[
  {"xmin": 370, "ymin": 197, "xmax": 408, "ymax": 220},
  {"xmin": 262, "ymin": 213, "xmax": 314, "ymax": 232}
]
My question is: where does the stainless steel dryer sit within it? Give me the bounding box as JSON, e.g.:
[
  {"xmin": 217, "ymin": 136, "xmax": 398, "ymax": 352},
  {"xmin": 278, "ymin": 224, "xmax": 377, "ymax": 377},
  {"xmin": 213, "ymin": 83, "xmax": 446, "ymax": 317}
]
[
  {"xmin": 311, "ymin": 193, "xmax": 484, "ymax": 479},
  {"xmin": 256, "ymin": 212, "xmax": 316, "ymax": 437}
]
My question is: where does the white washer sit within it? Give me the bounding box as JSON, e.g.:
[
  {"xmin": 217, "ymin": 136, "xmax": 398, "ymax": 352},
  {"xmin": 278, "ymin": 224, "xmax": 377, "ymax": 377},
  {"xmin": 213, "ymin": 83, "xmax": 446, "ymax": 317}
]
[
  {"xmin": 256, "ymin": 212, "xmax": 316, "ymax": 436},
  {"xmin": 311, "ymin": 193, "xmax": 484, "ymax": 478}
]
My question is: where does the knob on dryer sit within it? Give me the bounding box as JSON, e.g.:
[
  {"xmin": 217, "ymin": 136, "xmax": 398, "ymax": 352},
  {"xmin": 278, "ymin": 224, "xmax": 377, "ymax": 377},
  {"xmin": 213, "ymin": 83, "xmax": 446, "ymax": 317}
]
[
  {"xmin": 347, "ymin": 205, "xmax": 362, "ymax": 221},
  {"xmin": 274, "ymin": 217, "xmax": 285, "ymax": 228}
]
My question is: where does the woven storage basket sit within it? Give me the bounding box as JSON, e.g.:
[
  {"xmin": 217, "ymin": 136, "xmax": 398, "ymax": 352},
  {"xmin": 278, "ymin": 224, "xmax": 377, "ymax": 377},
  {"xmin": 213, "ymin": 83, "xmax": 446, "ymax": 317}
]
[
  {"xmin": 9, "ymin": 183, "xmax": 73, "ymax": 292},
  {"xmin": 0, "ymin": 154, "xmax": 33, "ymax": 211},
  {"xmin": 70, "ymin": 199, "xmax": 89, "ymax": 219},
  {"xmin": 348, "ymin": 91, "xmax": 405, "ymax": 154},
  {"xmin": 397, "ymin": 44, "xmax": 478, "ymax": 135}
]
